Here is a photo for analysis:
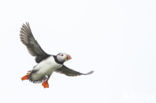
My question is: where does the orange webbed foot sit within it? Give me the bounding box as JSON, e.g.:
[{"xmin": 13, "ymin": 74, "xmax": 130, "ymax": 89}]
[
  {"xmin": 21, "ymin": 75, "xmax": 29, "ymax": 80},
  {"xmin": 42, "ymin": 81, "xmax": 49, "ymax": 88}
]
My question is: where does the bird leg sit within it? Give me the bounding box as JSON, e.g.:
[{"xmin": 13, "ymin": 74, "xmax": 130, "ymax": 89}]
[
  {"xmin": 42, "ymin": 76, "xmax": 50, "ymax": 88},
  {"xmin": 21, "ymin": 71, "xmax": 32, "ymax": 80}
]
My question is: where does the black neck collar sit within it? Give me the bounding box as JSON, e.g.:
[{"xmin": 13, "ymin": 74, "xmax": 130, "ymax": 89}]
[{"xmin": 53, "ymin": 55, "xmax": 64, "ymax": 64}]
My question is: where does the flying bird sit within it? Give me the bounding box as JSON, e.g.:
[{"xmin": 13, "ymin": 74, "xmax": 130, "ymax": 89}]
[{"xmin": 20, "ymin": 23, "xmax": 93, "ymax": 88}]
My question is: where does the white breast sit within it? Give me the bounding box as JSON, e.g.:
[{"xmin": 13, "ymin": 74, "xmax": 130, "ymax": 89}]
[{"xmin": 34, "ymin": 56, "xmax": 62, "ymax": 75}]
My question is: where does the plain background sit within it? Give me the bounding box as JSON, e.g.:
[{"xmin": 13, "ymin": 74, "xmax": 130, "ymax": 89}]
[{"xmin": 0, "ymin": 0, "xmax": 155, "ymax": 103}]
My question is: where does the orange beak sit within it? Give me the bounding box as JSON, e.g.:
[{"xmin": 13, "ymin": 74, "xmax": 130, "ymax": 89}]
[{"xmin": 65, "ymin": 54, "xmax": 72, "ymax": 61}]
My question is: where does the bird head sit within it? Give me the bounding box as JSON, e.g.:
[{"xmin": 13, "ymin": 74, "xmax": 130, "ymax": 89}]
[{"xmin": 56, "ymin": 53, "xmax": 72, "ymax": 63}]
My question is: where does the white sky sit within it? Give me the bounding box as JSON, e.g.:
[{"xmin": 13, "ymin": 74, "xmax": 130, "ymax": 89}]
[{"xmin": 0, "ymin": 0, "xmax": 155, "ymax": 103}]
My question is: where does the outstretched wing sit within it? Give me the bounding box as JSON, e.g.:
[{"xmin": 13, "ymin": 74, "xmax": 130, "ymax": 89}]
[
  {"xmin": 55, "ymin": 65, "xmax": 93, "ymax": 76},
  {"xmin": 20, "ymin": 23, "xmax": 49, "ymax": 63}
]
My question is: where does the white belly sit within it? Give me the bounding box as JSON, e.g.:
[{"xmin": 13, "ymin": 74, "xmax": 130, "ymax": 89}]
[{"xmin": 31, "ymin": 56, "xmax": 62, "ymax": 80}]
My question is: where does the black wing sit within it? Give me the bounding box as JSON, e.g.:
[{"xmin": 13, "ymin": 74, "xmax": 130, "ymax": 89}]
[
  {"xmin": 20, "ymin": 23, "xmax": 49, "ymax": 63},
  {"xmin": 55, "ymin": 65, "xmax": 93, "ymax": 76}
]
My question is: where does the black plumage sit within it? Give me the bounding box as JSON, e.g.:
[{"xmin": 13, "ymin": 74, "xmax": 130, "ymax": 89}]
[{"xmin": 20, "ymin": 23, "xmax": 50, "ymax": 63}]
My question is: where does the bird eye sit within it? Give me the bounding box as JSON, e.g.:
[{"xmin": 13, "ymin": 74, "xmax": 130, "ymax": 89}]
[
  {"xmin": 66, "ymin": 56, "xmax": 69, "ymax": 60},
  {"xmin": 61, "ymin": 54, "xmax": 63, "ymax": 56}
]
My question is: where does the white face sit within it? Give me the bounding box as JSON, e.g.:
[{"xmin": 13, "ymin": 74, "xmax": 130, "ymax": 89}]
[{"xmin": 56, "ymin": 53, "xmax": 72, "ymax": 63}]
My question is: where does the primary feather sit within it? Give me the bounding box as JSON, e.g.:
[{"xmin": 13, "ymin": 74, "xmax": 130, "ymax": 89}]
[
  {"xmin": 56, "ymin": 65, "xmax": 94, "ymax": 76},
  {"xmin": 20, "ymin": 23, "xmax": 49, "ymax": 63}
]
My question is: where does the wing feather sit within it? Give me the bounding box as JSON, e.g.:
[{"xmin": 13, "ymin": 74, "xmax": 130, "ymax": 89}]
[
  {"xmin": 20, "ymin": 23, "xmax": 49, "ymax": 62},
  {"xmin": 55, "ymin": 65, "xmax": 93, "ymax": 76}
]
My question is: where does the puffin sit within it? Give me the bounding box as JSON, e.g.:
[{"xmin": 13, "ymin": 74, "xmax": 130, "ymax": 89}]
[{"xmin": 20, "ymin": 23, "xmax": 93, "ymax": 88}]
